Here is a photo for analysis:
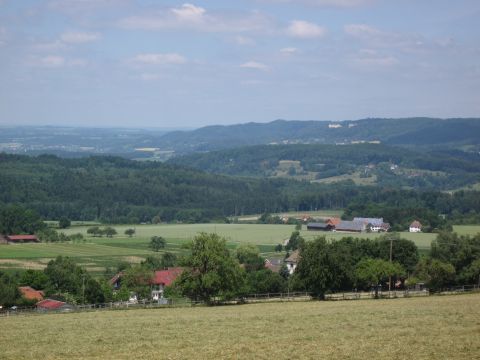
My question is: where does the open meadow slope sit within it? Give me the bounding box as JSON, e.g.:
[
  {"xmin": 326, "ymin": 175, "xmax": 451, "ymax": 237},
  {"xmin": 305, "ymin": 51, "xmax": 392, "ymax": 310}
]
[
  {"xmin": 1, "ymin": 294, "xmax": 480, "ymax": 359},
  {"xmin": 1, "ymin": 224, "xmax": 479, "ymax": 273}
]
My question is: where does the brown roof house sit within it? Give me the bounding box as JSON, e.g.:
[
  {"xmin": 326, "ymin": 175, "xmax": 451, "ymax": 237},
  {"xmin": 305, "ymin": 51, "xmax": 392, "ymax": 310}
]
[
  {"xmin": 19, "ymin": 286, "xmax": 44, "ymax": 302},
  {"xmin": 285, "ymin": 250, "xmax": 300, "ymax": 275},
  {"xmin": 409, "ymin": 220, "xmax": 422, "ymax": 233}
]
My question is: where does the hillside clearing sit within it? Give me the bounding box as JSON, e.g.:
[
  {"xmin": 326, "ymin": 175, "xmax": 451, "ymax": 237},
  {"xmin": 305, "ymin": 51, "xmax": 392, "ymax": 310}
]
[{"xmin": 1, "ymin": 293, "xmax": 479, "ymax": 359}]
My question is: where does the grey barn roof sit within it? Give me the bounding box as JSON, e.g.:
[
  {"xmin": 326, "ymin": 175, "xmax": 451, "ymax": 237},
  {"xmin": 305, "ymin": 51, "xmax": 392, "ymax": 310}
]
[{"xmin": 336, "ymin": 220, "xmax": 365, "ymax": 232}]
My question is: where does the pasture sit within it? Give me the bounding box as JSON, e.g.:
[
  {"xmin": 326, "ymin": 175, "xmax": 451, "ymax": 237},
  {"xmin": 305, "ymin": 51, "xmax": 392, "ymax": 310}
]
[
  {"xmin": 1, "ymin": 224, "xmax": 479, "ymax": 274},
  {"xmin": 1, "ymin": 293, "xmax": 479, "ymax": 359}
]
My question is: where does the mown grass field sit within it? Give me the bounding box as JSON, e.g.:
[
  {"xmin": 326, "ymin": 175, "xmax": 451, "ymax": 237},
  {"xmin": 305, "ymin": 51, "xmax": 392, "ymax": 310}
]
[
  {"xmin": 1, "ymin": 224, "xmax": 479, "ymax": 273},
  {"xmin": 1, "ymin": 293, "xmax": 479, "ymax": 359}
]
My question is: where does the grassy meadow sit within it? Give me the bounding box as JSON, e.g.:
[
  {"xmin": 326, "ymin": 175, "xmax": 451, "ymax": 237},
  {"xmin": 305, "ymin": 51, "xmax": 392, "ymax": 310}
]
[
  {"xmin": 1, "ymin": 293, "xmax": 479, "ymax": 359},
  {"xmin": 1, "ymin": 223, "xmax": 479, "ymax": 274}
]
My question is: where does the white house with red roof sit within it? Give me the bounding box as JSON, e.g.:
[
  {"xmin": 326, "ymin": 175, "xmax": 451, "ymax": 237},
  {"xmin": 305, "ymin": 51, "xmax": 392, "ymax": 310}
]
[{"xmin": 151, "ymin": 267, "xmax": 183, "ymax": 301}]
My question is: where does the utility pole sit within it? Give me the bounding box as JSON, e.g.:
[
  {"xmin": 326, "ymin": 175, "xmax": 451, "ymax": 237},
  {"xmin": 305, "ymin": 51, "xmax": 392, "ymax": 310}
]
[
  {"xmin": 388, "ymin": 236, "xmax": 394, "ymax": 297},
  {"xmin": 82, "ymin": 274, "xmax": 86, "ymax": 305}
]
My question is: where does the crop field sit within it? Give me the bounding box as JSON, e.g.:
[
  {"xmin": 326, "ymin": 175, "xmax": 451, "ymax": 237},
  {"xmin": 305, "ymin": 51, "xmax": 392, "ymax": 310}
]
[
  {"xmin": 1, "ymin": 224, "xmax": 479, "ymax": 273},
  {"xmin": 1, "ymin": 293, "xmax": 479, "ymax": 359}
]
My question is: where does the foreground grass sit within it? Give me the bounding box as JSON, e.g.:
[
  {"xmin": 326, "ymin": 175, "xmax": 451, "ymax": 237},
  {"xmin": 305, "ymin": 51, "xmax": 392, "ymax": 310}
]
[{"xmin": 2, "ymin": 294, "xmax": 480, "ymax": 359}]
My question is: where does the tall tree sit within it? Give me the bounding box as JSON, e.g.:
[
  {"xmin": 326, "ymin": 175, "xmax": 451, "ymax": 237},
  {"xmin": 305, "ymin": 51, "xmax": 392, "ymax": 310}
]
[
  {"xmin": 355, "ymin": 258, "xmax": 405, "ymax": 298},
  {"xmin": 176, "ymin": 233, "xmax": 246, "ymax": 303}
]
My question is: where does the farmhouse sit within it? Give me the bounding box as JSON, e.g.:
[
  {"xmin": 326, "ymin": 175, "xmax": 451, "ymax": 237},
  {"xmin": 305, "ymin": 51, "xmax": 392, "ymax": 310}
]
[
  {"xmin": 306, "ymin": 222, "xmax": 334, "ymax": 231},
  {"xmin": 326, "ymin": 218, "xmax": 341, "ymax": 227},
  {"xmin": 19, "ymin": 286, "xmax": 44, "ymax": 302},
  {"xmin": 5, "ymin": 235, "xmax": 39, "ymax": 243},
  {"xmin": 36, "ymin": 299, "xmax": 74, "ymax": 312},
  {"xmin": 285, "ymin": 250, "xmax": 300, "ymax": 275},
  {"xmin": 353, "ymin": 217, "xmax": 390, "ymax": 232},
  {"xmin": 265, "ymin": 258, "xmax": 282, "ymax": 273},
  {"xmin": 409, "ymin": 220, "xmax": 422, "ymax": 233},
  {"xmin": 151, "ymin": 267, "xmax": 183, "ymax": 300}
]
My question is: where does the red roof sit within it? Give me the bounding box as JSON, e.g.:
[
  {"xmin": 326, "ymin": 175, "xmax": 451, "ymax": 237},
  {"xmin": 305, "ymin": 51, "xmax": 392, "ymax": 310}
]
[
  {"xmin": 326, "ymin": 217, "xmax": 341, "ymax": 226},
  {"xmin": 36, "ymin": 299, "xmax": 66, "ymax": 310},
  {"xmin": 7, "ymin": 235, "xmax": 39, "ymax": 242},
  {"xmin": 152, "ymin": 267, "xmax": 183, "ymax": 286},
  {"xmin": 19, "ymin": 286, "xmax": 44, "ymax": 301}
]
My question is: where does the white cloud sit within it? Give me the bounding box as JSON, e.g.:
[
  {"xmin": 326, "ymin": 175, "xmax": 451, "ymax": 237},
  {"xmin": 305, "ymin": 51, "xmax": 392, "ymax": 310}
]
[
  {"xmin": 280, "ymin": 47, "xmax": 298, "ymax": 54},
  {"xmin": 28, "ymin": 55, "xmax": 88, "ymax": 68},
  {"xmin": 119, "ymin": 4, "xmax": 271, "ymax": 33},
  {"xmin": 286, "ymin": 20, "xmax": 326, "ymax": 39},
  {"xmin": 344, "ymin": 24, "xmax": 425, "ymax": 52},
  {"xmin": 36, "ymin": 55, "xmax": 66, "ymax": 67},
  {"xmin": 235, "ymin": 36, "xmax": 256, "ymax": 46},
  {"xmin": 131, "ymin": 53, "xmax": 187, "ymax": 65},
  {"xmin": 60, "ymin": 31, "xmax": 100, "ymax": 44},
  {"xmin": 171, "ymin": 3, "xmax": 206, "ymax": 23},
  {"xmin": 240, "ymin": 61, "xmax": 269, "ymax": 71},
  {"xmin": 350, "ymin": 49, "xmax": 399, "ymax": 68},
  {"xmin": 344, "ymin": 24, "xmax": 382, "ymax": 39}
]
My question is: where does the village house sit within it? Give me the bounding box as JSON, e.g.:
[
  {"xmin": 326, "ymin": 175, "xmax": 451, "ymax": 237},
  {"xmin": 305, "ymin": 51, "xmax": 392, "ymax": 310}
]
[
  {"xmin": 409, "ymin": 220, "xmax": 422, "ymax": 233},
  {"xmin": 264, "ymin": 258, "xmax": 282, "ymax": 273},
  {"xmin": 151, "ymin": 267, "xmax": 183, "ymax": 301},
  {"xmin": 19, "ymin": 286, "xmax": 44, "ymax": 302},
  {"xmin": 36, "ymin": 299, "xmax": 74, "ymax": 312},
  {"xmin": 4, "ymin": 235, "xmax": 39, "ymax": 243},
  {"xmin": 353, "ymin": 217, "xmax": 390, "ymax": 232},
  {"xmin": 285, "ymin": 250, "xmax": 300, "ymax": 275}
]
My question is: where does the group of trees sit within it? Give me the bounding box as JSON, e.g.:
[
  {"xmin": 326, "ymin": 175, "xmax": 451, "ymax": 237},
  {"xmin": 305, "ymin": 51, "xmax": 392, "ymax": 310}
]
[
  {"xmin": 173, "ymin": 233, "xmax": 286, "ymax": 303},
  {"xmin": 0, "ymin": 257, "xmax": 110, "ymax": 307},
  {"xmin": 36, "ymin": 228, "xmax": 84, "ymax": 243},
  {"xmin": 86, "ymin": 226, "xmax": 117, "ymax": 237}
]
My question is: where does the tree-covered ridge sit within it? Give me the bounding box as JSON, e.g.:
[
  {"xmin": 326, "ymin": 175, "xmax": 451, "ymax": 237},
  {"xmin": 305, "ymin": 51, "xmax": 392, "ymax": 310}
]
[
  {"xmin": 169, "ymin": 143, "xmax": 480, "ymax": 190},
  {"xmin": 1, "ymin": 153, "xmax": 480, "ymax": 227},
  {"xmin": 157, "ymin": 118, "xmax": 480, "ymax": 153}
]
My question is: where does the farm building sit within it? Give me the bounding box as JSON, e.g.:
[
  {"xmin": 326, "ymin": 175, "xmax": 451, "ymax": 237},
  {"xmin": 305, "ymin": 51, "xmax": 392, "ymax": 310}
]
[
  {"xmin": 409, "ymin": 220, "xmax": 422, "ymax": 233},
  {"xmin": 19, "ymin": 286, "xmax": 44, "ymax": 302},
  {"xmin": 109, "ymin": 272, "xmax": 125, "ymax": 290},
  {"xmin": 285, "ymin": 250, "xmax": 300, "ymax": 275},
  {"xmin": 151, "ymin": 267, "xmax": 183, "ymax": 300},
  {"xmin": 307, "ymin": 222, "xmax": 334, "ymax": 231},
  {"xmin": 5, "ymin": 235, "xmax": 39, "ymax": 243},
  {"xmin": 335, "ymin": 220, "xmax": 366, "ymax": 233},
  {"xmin": 326, "ymin": 218, "xmax": 341, "ymax": 227},
  {"xmin": 353, "ymin": 218, "xmax": 390, "ymax": 232},
  {"xmin": 36, "ymin": 299, "xmax": 74, "ymax": 312},
  {"xmin": 264, "ymin": 259, "xmax": 282, "ymax": 273}
]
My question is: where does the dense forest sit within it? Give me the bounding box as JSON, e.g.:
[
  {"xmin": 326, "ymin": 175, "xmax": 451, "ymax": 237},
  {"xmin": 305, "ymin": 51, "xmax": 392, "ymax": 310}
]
[
  {"xmin": 169, "ymin": 143, "xmax": 480, "ymax": 190},
  {"xmin": 1, "ymin": 153, "xmax": 480, "ymax": 228}
]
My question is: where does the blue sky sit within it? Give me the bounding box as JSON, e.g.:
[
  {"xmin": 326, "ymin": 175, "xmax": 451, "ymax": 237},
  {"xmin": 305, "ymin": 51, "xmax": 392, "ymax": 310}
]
[{"xmin": 0, "ymin": 0, "xmax": 479, "ymax": 128}]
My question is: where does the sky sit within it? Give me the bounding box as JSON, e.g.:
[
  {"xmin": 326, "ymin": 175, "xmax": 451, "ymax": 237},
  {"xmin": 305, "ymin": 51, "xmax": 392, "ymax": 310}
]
[{"xmin": 0, "ymin": 0, "xmax": 479, "ymax": 128}]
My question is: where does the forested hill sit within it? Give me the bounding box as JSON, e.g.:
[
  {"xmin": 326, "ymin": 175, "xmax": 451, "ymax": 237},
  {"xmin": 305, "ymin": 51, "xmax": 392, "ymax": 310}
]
[
  {"xmin": 157, "ymin": 118, "xmax": 480, "ymax": 153},
  {"xmin": 1, "ymin": 153, "xmax": 480, "ymax": 229},
  {"xmin": 168, "ymin": 143, "xmax": 480, "ymax": 190}
]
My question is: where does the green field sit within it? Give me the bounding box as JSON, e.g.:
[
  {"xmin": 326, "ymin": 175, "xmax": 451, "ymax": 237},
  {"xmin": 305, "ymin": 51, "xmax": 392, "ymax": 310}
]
[
  {"xmin": 1, "ymin": 224, "xmax": 479, "ymax": 273},
  {"xmin": 1, "ymin": 293, "xmax": 479, "ymax": 359}
]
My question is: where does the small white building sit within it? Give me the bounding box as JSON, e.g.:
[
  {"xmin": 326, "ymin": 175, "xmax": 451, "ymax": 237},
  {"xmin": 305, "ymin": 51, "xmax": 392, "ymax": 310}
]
[{"xmin": 409, "ymin": 220, "xmax": 422, "ymax": 233}]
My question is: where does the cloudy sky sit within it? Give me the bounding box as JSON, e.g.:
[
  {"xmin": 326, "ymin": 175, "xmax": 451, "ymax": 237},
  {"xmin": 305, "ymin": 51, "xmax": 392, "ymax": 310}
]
[{"xmin": 0, "ymin": 0, "xmax": 479, "ymax": 128}]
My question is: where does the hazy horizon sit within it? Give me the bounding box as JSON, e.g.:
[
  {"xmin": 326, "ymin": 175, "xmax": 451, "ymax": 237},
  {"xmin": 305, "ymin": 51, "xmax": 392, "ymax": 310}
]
[{"xmin": 1, "ymin": 1, "xmax": 479, "ymax": 128}]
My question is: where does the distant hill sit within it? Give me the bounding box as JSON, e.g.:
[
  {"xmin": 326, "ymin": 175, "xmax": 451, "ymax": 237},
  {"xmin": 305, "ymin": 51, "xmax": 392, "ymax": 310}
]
[
  {"xmin": 156, "ymin": 118, "xmax": 480, "ymax": 153},
  {"xmin": 1, "ymin": 118, "xmax": 479, "ymax": 158},
  {"xmin": 168, "ymin": 143, "xmax": 480, "ymax": 190}
]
